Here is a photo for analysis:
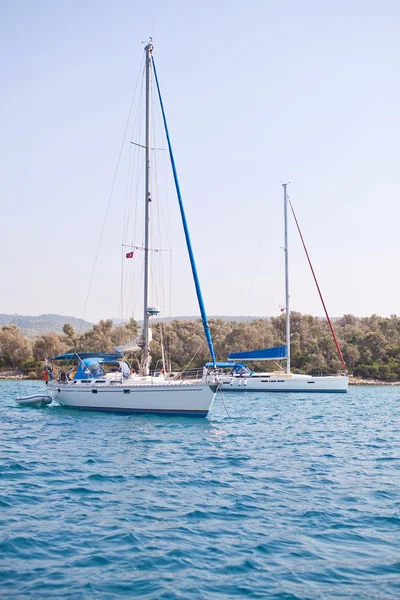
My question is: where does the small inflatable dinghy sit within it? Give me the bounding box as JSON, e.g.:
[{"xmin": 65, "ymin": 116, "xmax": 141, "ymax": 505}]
[{"xmin": 16, "ymin": 395, "xmax": 52, "ymax": 407}]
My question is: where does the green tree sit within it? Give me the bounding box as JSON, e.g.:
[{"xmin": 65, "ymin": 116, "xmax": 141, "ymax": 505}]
[
  {"xmin": 0, "ymin": 325, "xmax": 32, "ymax": 369},
  {"xmin": 33, "ymin": 332, "xmax": 66, "ymax": 361},
  {"xmin": 62, "ymin": 323, "xmax": 77, "ymax": 348},
  {"xmin": 78, "ymin": 319, "xmax": 114, "ymax": 353}
]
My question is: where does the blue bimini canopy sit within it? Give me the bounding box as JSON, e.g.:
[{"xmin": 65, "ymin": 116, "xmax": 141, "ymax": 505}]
[
  {"xmin": 228, "ymin": 346, "xmax": 287, "ymax": 361},
  {"xmin": 75, "ymin": 358, "xmax": 106, "ymax": 380},
  {"xmin": 74, "ymin": 357, "xmax": 130, "ymax": 380}
]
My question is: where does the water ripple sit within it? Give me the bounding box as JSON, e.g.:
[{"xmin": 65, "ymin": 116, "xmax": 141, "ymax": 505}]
[{"xmin": 1, "ymin": 381, "xmax": 400, "ymax": 598}]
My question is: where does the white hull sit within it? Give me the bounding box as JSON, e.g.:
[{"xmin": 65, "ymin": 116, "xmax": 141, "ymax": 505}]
[
  {"xmin": 49, "ymin": 380, "xmax": 218, "ymax": 417},
  {"xmin": 219, "ymin": 373, "xmax": 348, "ymax": 393}
]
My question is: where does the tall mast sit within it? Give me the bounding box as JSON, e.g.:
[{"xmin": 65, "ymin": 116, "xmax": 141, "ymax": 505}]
[
  {"xmin": 283, "ymin": 183, "xmax": 290, "ymax": 374},
  {"xmin": 142, "ymin": 41, "xmax": 153, "ymax": 376}
]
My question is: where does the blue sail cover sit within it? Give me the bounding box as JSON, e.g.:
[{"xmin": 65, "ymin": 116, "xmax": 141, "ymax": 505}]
[
  {"xmin": 228, "ymin": 346, "xmax": 287, "ymax": 361},
  {"xmin": 51, "ymin": 352, "xmax": 122, "ymax": 361}
]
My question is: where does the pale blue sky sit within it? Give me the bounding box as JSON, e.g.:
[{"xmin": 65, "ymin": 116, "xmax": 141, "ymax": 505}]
[{"xmin": 1, "ymin": 0, "xmax": 399, "ymax": 323}]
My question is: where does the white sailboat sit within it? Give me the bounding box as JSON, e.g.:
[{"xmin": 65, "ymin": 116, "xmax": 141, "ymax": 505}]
[
  {"xmin": 49, "ymin": 42, "xmax": 219, "ymax": 416},
  {"xmin": 218, "ymin": 183, "xmax": 348, "ymax": 393}
]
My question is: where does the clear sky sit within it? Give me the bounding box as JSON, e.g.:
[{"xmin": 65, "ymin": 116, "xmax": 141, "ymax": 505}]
[{"xmin": 1, "ymin": 0, "xmax": 399, "ymax": 323}]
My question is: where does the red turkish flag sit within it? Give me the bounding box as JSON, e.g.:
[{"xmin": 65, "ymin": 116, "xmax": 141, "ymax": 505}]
[{"xmin": 126, "ymin": 251, "xmax": 134, "ymax": 259}]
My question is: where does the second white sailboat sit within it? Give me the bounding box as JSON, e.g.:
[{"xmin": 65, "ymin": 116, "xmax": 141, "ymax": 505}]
[{"xmin": 218, "ymin": 184, "xmax": 348, "ymax": 393}]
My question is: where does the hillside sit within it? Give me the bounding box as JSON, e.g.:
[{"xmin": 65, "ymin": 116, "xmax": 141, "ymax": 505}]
[
  {"xmin": 0, "ymin": 314, "xmax": 93, "ymax": 338},
  {"xmin": 0, "ymin": 313, "xmax": 265, "ymax": 337}
]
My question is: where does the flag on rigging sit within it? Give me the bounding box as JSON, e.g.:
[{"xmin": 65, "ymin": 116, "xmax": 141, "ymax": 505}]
[
  {"xmin": 280, "ymin": 307, "xmax": 285, "ymax": 312},
  {"xmin": 126, "ymin": 251, "xmax": 134, "ymax": 259}
]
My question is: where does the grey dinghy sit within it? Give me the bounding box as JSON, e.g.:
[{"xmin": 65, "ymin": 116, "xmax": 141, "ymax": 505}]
[{"xmin": 16, "ymin": 395, "xmax": 53, "ymax": 407}]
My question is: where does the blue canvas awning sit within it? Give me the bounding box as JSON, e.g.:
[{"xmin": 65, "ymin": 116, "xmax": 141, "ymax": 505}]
[
  {"xmin": 228, "ymin": 346, "xmax": 287, "ymax": 361},
  {"xmin": 75, "ymin": 358, "xmax": 106, "ymax": 380},
  {"xmin": 68, "ymin": 357, "xmax": 131, "ymax": 380}
]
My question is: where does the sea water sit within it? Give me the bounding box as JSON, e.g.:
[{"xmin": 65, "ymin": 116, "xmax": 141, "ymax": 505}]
[{"xmin": 1, "ymin": 380, "xmax": 400, "ymax": 599}]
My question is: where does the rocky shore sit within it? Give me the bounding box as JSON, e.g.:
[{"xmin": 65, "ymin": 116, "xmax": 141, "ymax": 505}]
[
  {"xmin": 348, "ymin": 377, "xmax": 400, "ymax": 386},
  {"xmin": 0, "ymin": 371, "xmax": 39, "ymax": 380}
]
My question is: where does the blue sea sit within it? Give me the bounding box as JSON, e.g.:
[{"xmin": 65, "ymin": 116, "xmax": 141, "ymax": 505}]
[{"xmin": 1, "ymin": 381, "xmax": 400, "ymax": 599}]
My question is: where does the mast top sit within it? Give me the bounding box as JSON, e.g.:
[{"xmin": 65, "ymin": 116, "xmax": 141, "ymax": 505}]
[{"xmin": 144, "ymin": 38, "xmax": 153, "ymax": 53}]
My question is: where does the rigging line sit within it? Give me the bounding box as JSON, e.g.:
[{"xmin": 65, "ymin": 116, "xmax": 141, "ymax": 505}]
[
  {"xmin": 132, "ymin": 260, "xmax": 145, "ymax": 321},
  {"xmin": 121, "ymin": 142, "xmax": 137, "ymax": 321},
  {"xmin": 238, "ymin": 200, "xmax": 279, "ymax": 305},
  {"xmin": 152, "ymin": 55, "xmax": 216, "ymax": 365},
  {"xmin": 169, "ymin": 243, "xmax": 172, "ymax": 322},
  {"xmin": 149, "ymin": 74, "xmax": 165, "ymax": 318},
  {"xmin": 125, "ymin": 68, "xmax": 145, "ymax": 239},
  {"xmin": 173, "ymin": 344, "xmax": 203, "ymax": 380},
  {"xmin": 154, "ymin": 102, "xmax": 173, "ymax": 344},
  {"xmin": 154, "ymin": 79, "xmax": 172, "ymax": 249},
  {"xmin": 122, "ymin": 244, "xmax": 134, "ymax": 303},
  {"xmin": 130, "ymin": 63, "xmax": 145, "ymax": 145},
  {"xmin": 277, "ymin": 214, "xmax": 285, "ymax": 309},
  {"xmin": 238, "ymin": 227, "xmax": 268, "ymax": 301},
  {"xmin": 162, "ymin": 252, "xmax": 173, "ymax": 370},
  {"xmin": 124, "ymin": 135, "xmax": 142, "ymax": 242},
  {"xmin": 122, "ymin": 256, "xmax": 132, "ymax": 319},
  {"xmin": 153, "ymin": 88, "xmax": 173, "ymax": 324},
  {"xmin": 159, "ymin": 320, "xmax": 166, "ymax": 372},
  {"xmin": 132, "ymin": 71, "xmax": 145, "ymax": 248},
  {"xmin": 122, "ymin": 139, "xmax": 134, "ymax": 241},
  {"xmin": 288, "ymin": 198, "xmax": 347, "ymax": 372},
  {"xmin": 218, "ymin": 387, "xmax": 231, "ymax": 418},
  {"xmin": 79, "ymin": 53, "xmax": 145, "ymax": 331},
  {"xmin": 153, "ymin": 136, "xmax": 167, "ymax": 321},
  {"xmin": 120, "ymin": 246, "xmax": 124, "ymax": 327},
  {"xmin": 122, "ymin": 243, "xmax": 170, "ymax": 252},
  {"xmin": 125, "ymin": 108, "xmax": 145, "ymax": 244},
  {"xmin": 124, "ymin": 153, "xmax": 145, "ymax": 244},
  {"xmin": 122, "ymin": 260, "xmax": 134, "ymax": 322},
  {"xmin": 123, "ymin": 67, "xmax": 145, "ymax": 243},
  {"xmin": 131, "ymin": 254, "xmax": 135, "ymax": 322}
]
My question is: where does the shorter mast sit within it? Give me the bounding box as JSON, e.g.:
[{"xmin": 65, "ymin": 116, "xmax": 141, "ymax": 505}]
[{"xmin": 283, "ymin": 183, "xmax": 290, "ymax": 374}]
